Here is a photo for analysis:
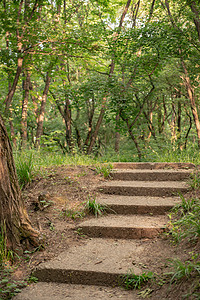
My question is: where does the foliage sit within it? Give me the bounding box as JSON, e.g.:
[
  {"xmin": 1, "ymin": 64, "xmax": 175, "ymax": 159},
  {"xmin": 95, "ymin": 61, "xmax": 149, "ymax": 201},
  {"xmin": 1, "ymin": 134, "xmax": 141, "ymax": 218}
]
[
  {"xmin": 171, "ymin": 193, "xmax": 196, "ymax": 215},
  {"xmin": 0, "ymin": 0, "xmax": 199, "ymax": 160},
  {"xmin": 0, "ymin": 276, "xmax": 27, "ymax": 300},
  {"xmin": 122, "ymin": 271, "xmax": 154, "ymax": 290},
  {"xmin": 95, "ymin": 163, "xmax": 113, "ymax": 178},
  {"xmin": 0, "ymin": 225, "xmax": 14, "ymax": 265},
  {"xmin": 166, "ymin": 192, "xmax": 200, "ymax": 297},
  {"xmin": 189, "ymin": 170, "xmax": 200, "ymax": 190},
  {"xmin": 14, "ymin": 151, "xmax": 35, "ymax": 189},
  {"xmin": 85, "ymin": 197, "xmax": 107, "ymax": 217},
  {"xmin": 168, "ymin": 195, "xmax": 200, "ymax": 243},
  {"xmin": 166, "ymin": 254, "xmax": 200, "ymax": 284}
]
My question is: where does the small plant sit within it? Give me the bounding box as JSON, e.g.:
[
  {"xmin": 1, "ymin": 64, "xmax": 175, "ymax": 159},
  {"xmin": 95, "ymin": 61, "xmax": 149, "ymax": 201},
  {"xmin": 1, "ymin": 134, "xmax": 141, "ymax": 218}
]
[
  {"xmin": 15, "ymin": 152, "xmax": 34, "ymax": 189},
  {"xmin": 95, "ymin": 163, "xmax": 113, "ymax": 179},
  {"xmin": 168, "ymin": 197, "xmax": 200, "ymax": 243},
  {"xmin": 61, "ymin": 208, "xmax": 85, "ymax": 219},
  {"xmin": 85, "ymin": 197, "xmax": 107, "ymax": 217},
  {"xmin": 75, "ymin": 228, "xmax": 86, "ymax": 237},
  {"xmin": 172, "ymin": 193, "xmax": 196, "ymax": 215},
  {"xmin": 0, "ymin": 278, "xmax": 27, "ymax": 299},
  {"xmin": 166, "ymin": 254, "xmax": 200, "ymax": 284},
  {"xmin": 27, "ymin": 275, "xmax": 38, "ymax": 284},
  {"xmin": 189, "ymin": 169, "xmax": 200, "ymax": 190},
  {"xmin": 0, "ymin": 225, "xmax": 14, "ymax": 264},
  {"xmin": 122, "ymin": 271, "xmax": 154, "ymax": 290}
]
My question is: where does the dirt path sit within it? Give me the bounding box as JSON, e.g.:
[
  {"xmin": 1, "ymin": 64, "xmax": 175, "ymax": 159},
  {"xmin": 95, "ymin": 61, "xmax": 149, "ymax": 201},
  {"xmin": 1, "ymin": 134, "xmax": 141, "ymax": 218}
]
[{"xmin": 13, "ymin": 163, "xmax": 197, "ymax": 299}]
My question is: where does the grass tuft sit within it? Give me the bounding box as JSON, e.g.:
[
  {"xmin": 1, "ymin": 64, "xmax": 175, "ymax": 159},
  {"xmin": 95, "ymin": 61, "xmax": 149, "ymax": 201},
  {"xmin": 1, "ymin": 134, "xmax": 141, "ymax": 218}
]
[
  {"xmin": 0, "ymin": 225, "xmax": 14, "ymax": 265},
  {"xmin": 14, "ymin": 152, "xmax": 34, "ymax": 189},
  {"xmin": 95, "ymin": 163, "xmax": 113, "ymax": 179},
  {"xmin": 85, "ymin": 197, "xmax": 107, "ymax": 217},
  {"xmin": 166, "ymin": 254, "xmax": 200, "ymax": 284},
  {"xmin": 122, "ymin": 271, "xmax": 154, "ymax": 290}
]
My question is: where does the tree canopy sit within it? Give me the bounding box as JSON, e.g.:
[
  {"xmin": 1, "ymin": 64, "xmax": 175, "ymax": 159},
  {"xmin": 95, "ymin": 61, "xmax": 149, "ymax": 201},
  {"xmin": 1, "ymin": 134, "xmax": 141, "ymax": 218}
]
[{"xmin": 0, "ymin": 0, "xmax": 199, "ymax": 160}]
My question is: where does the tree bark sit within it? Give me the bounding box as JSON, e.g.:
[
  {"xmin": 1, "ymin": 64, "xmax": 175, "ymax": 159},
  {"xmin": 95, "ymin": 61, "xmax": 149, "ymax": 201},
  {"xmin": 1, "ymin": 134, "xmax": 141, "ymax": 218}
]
[
  {"xmin": 181, "ymin": 59, "xmax": 200, "ymax": 148},
  {"xmin": 21, "ymin": 71, "xmax": 30, "ymax": 148},
  {"xmin": 188, "ymin": 0, "xmax": 200, "ymax": 41},
  {"xmin": 4, "ymin": 57, "xmax": 23, "ymax": 116},
  {"xmin": 0, "ymin": 114, "xmax": 39, "ymax": 252},
  {"xmin": 35, "ymin": 72, "xmax": 51, "ymax": 148},
  {"xmin": 63, "ymin": 97, "xmax": 73, "ymax": 151},
  {"xmin": 87, "ymin": 97, "xmax": 106, "ymax": 155},
  {"xmin": 115, "ymin": 114, "xmax": 120, "ymax": 153}
]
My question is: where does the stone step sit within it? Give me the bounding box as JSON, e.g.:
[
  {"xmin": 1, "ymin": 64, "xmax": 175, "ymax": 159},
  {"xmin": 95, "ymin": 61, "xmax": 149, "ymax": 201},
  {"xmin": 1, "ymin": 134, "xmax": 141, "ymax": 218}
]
[
  {"xmin": 33, "ymin": 239, "xmax": 143, "ymax": 286},
  {"xmin": 96, "ymin": 195, "xmax": 180, "ymax": 215},
  {"xmin": 110, "ymin": 169, "xmax": 193, "ymax": 181},
  {"xmin": 112, "ymin": 162, "xmax": 196, "ymax": 170},
  {"xmin": 77, "ymin": 215, "xmax": 167, "ymax": 239},
  {"xmin": 13, "ymin": 282, "xmax": 139, "ymax": 300},
  {"xmin": 98, "ymin": 180, "xmax": 188, "ymax": 197}
]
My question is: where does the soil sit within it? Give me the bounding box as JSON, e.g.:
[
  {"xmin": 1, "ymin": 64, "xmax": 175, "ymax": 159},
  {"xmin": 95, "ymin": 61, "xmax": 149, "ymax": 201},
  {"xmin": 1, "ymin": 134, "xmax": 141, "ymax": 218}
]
[
  {"xmin": 21, "ymin": 165, "xmax": 104, "ymax": 268},
  {"xmin": 1, "ymin": 165, "xmax": 199, "ymax": 299}
]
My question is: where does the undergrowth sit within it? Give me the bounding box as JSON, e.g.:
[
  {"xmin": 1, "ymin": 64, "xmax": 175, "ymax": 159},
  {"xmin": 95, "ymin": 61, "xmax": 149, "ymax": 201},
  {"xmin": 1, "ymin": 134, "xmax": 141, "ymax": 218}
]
[
  {"xmin": 122, "ymin": 271, "xmax": 154, "ymax": 290},
  {"xmin": 0, "ymin": 225, "xmax": 24, "ymax": 299},
  {"xmin": 85, "ymin": 197, "xmax": 107, "ymax": 217},
  {"xmin": 168, "ymin": 195, "xmax": 200, "ymax": 243},
  {"xmin": 95, "ymin": 163, "xmax": 113, "ymax": 179},
  {"xmin": 166, "ymin": 188, "xmax": 200, "ymax": 298}
]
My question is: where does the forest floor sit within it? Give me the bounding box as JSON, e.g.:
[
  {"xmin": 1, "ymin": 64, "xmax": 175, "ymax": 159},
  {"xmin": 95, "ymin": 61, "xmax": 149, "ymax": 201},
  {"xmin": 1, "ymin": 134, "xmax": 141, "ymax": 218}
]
[{"xmin": 1, "ymin": 165, "xmax": 199, "ymax": 299}]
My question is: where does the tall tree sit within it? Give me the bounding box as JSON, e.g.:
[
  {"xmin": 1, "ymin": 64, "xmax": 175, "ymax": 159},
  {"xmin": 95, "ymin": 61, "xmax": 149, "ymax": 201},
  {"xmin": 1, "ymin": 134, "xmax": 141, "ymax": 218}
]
[{"xmin": 0, "ymin": 114, "xmax": 39, "ymax": 251}]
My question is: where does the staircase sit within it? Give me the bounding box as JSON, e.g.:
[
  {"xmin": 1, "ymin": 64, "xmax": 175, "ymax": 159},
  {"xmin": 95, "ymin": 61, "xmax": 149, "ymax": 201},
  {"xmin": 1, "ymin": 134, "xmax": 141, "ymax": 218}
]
[{"xmin": 14, "ymin": 162, "xmax": 194, "ymax": 300}]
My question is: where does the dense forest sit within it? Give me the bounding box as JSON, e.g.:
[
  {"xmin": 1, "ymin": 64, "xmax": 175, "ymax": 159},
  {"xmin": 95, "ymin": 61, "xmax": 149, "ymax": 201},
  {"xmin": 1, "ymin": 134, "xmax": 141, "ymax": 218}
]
[
  {"xmin": 0, "ymin": 0, "xmax": 200, "ymax": 161},
  {"xmin": 0, "ymin": 2, "xmax": 200, "ymax": 298}
]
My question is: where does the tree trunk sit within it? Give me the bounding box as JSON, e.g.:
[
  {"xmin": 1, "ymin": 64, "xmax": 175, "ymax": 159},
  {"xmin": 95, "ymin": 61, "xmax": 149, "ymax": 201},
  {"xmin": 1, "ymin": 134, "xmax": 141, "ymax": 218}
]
[
  {"xmin": 21, "ymin": 71, "xmax": 30, "ymax": 148},
  {"xmin": 177, "ymin": 99, "xmax": 181, "ymax": 147},
  {"xmin": 0, "ymin": 114, "xmax": 39, "ymax": 252},
  {"xmin": 87, "ymin": 97, "xmax": 107, "ymax": 155},
  {"xmin": 115, "ymin": 114, "xmax": 120, "ymax": 153},
  {"xmin": 35, "ymin": 72, "xmax": 51, "ymax": 148},
  {"xmin": 86, "ymin": 0, "xmax": 132, "ymax": 155},
  {"xmin": 171, "ymin": 102, "xmax": 177, "ymax": 143},
  {"xmin": 188, "ymin": 1, "xmax": 200, "ymax": 41},
  {"xmin": 184, "ymin": 106, "xmax": 192, "ymax": 149},
  {"xmin": 84, "ymin": 97, "xmax": 95, "ymax": 149},
  {"xmin": 181, "ymin": 59, "xmax": 200, "ymax": 148},
  {"xmin": 64, "ymin": 98, "xmax": 73, "ymax": 151},
  {"xmin": 4, "ymin": 57, "xmax": 23, "ymax": 116}
]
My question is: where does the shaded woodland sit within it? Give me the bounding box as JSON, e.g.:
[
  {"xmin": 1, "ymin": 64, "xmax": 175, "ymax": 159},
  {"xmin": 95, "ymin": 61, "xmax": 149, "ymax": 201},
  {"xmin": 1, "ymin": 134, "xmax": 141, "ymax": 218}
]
[{"xmin": 0, "ymin": 0, "xmax": 200, "ymax": 160}]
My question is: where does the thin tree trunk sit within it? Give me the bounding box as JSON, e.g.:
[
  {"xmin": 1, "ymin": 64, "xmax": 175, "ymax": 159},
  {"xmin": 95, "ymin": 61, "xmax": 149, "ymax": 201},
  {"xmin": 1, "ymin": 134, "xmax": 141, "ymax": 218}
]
[
  {"xmin": 189, "ymin": 1, "xmax": 200, "ymax": 41},
  {"xmin": 177, "ymin": 99, "xmax": 181, "ymax": 147},
  {"xmin": 84, "ymin": 97, "xmax": 95, "ymax": 148},
  {"xmin": 184, "ymin": 107, "xmax": 192, "ymax": 149},
  {"xmin": 171, "ymin": 102, "xmax": 177, "ymax": 142},
  {"xmin": 64, "ymin": 98, "xmax": 73, "ymax": 151},
  {"xmin": 115, "ymin": 114, "xmax": 120, "ymax": 153},
  {"xmin": 4, "ymin": 57, "xmax": 23, "ymax": 116},
  {"xmin": 181, "ymin": 59, "xmax": 200, "ymax": 148},
  {"xmin": 86, "ymin": 0, "xmax": 132, "ymax": 154},
  {"xmin": 87, "ymin": 97, "xmax": 107, "ymax": 155},
  {"xmin": 0, "ymin": 114, "xmax": 39, "ymax": 252},
  {"xmin": 35, "ymin": 72, "xmax": 51, "ymax": 148},
  {"xmin": 9, "ymin": 113, "xmax": 17, "ymax": 147},
  {"xmin": 21, "ymin": 71, "xmax": 30, "ymax": 148}
]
